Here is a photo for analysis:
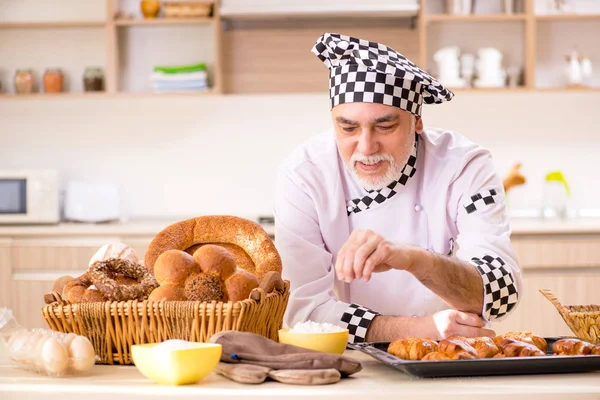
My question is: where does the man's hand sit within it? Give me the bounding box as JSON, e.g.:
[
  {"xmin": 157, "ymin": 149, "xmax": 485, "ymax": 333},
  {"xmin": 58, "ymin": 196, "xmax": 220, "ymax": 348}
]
[
  {"xmin": 416, "ymin": 309, "xmax": 495, "ymax": 340},
  {"xmin": 334, "ymin": 229, "xmax": 412, "ymax": 283}
]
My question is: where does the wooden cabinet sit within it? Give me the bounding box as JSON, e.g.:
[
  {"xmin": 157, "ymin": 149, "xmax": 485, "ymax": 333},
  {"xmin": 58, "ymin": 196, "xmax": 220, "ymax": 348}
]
[
  {"xmin": 494, "ymin": 234, "xmax": 600, "ymax": 337},
  {"xmin": 1, "ymin": 235, "xmax": 155, "ymax": 329}
]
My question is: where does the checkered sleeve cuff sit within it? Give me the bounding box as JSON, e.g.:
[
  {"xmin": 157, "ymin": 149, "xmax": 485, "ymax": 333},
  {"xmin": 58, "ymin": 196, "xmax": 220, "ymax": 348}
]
[
  {"xmin": 471, "ymin": 255, "xmax": 519, "ymax": 321},
  {"xmin": 340, "ymin": 304, "xmax": 381, "ymax": 344}
]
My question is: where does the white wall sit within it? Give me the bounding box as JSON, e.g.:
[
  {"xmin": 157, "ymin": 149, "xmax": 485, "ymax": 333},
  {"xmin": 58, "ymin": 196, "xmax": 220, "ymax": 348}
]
[{"xmin": 1, "ymin": 91, "xmax": 599, "ymax": 220}]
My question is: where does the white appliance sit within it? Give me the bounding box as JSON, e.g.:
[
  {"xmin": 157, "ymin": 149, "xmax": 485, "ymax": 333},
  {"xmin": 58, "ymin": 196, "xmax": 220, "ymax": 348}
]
[
  {"xmin": 63, "ymin": 181, "xmax": 122, "ymax": 223},
  {"xmin": 0, "ymin": 169, "xmax": 60, "ymax": 225}
]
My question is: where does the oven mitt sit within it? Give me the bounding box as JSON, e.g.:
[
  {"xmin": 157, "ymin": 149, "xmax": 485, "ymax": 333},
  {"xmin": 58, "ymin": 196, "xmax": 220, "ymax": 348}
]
[
  {"xmin": 214, "ymin": 362, "xmax": 342, "ymax": 385},
  {"xmin": 208, "ymin": 330, "xmax": 362, "ymax": 376}
]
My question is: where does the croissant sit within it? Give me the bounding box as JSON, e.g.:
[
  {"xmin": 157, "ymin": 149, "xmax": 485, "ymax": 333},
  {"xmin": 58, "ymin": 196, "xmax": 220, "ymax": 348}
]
[
  {"xmin": 438, "ymin": 337, "xmax": 479, "ymax": 359},
  {"xmin": 387, "ymin": 337, "xmax": 438, "ymax": 360},
  {"xmin": 466, "ymin": 336, "xmax": 500, "ymax": 358},
  {"xmin": 552, "ymin": 338, "xmax": 599, "ymax": 356},
  {"xmin": 421, "ymin": 351, "xmax": 452, "ymax": 361},
  {"xmin": 500, "ymin": 331, "xmax": 548, "ymax": 353},
  {"xmin": 497, "ymin": 338, "xmax": 545, "ymax": 357}
]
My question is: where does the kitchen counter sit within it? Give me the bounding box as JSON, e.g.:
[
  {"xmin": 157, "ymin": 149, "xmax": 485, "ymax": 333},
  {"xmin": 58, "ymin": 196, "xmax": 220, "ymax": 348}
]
[
  {"xmin": 0, "ymin": 218, "xmax": 275, "ymax": 237},
  {"xmin": 1, "ymin": 350, "xmax": 600, "ymax": 400},
  {"xmin": 0, "ymin": 217, "xmax": 600, "ymax": 237}
]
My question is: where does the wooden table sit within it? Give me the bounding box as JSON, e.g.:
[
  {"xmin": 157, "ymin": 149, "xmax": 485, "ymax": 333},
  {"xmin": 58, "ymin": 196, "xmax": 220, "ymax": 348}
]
[{"xmin": 1, "ymin": 349, "xmax": 600, "ymax": 399}]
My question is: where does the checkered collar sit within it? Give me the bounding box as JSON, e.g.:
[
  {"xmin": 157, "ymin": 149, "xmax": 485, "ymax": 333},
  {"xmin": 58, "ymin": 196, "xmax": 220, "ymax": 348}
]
[{"xmin": 346, "ymin": 135, "xmax": 419, "ymax": 215}]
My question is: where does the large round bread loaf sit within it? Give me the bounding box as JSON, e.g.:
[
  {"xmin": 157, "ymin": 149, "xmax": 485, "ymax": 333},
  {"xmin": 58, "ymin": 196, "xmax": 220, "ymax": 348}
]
[{"xmin": 144, "ymin": 215, "xmax": 282, "ymax": 281}]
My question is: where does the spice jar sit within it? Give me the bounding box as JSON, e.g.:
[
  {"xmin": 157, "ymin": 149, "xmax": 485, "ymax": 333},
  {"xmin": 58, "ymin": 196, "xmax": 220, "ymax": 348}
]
[
  {"xmin": 83, "ymin": 67, "xmax": 105, "ymax": 92},
  {"xmin": 43, "ymin": 69, "xmax": 64, "ymax": 93},
  {"xmin": 14, "ymin": 70, "xmax": 35, "ymax": 94}
]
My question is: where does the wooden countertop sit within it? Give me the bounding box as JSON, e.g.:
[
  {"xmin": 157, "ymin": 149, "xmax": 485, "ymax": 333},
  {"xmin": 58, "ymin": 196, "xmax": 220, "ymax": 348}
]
[{"xmin": 1, "ymin": 349, "xmax": 600, "ymax": 400}]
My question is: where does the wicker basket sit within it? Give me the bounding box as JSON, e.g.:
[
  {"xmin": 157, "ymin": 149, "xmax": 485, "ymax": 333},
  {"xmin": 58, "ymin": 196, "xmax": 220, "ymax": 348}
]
[
  {"xmin": 41, "ymin": 281, "xmax": 289, "ymax": 365},
  {"xmin": 540, "ymin": 289, "xmax": 600, "ymax": 342}
]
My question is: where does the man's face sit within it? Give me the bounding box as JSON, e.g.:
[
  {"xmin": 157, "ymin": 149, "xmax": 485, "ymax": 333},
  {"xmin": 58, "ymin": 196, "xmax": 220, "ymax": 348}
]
[{"xmin": 332, "ymin": 102, "xmax": 423, "ymax": 191}]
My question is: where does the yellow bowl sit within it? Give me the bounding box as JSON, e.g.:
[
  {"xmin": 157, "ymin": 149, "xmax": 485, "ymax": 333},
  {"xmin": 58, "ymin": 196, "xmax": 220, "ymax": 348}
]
[
  {"xmin": 131, "ymin": 342, "xmax": 222, "ymax": 385},
  {"xmin": 278, "ymin": 328, "xmax": 349, "ymax": 354}
]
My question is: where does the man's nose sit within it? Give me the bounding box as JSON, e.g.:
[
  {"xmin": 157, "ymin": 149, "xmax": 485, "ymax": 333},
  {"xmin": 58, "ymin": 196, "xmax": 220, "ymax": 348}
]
[{"xmin": 356, "ymin": 129, "xmax": 378, "ymax": 156}]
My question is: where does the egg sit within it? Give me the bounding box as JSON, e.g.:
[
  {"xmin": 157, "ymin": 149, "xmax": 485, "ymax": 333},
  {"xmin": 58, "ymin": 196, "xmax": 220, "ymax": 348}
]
[
  {"xmin": 68, "ymin": 336, "xmax": 95, "ymax": 372},
  {"xmin": 60, "ymin": 333, "xmax": 78, "ymax": 348},
  {"xmin": 42, "ymin": 337, "xmax": 69, "ymax": 375},
  {"xmin": 24, "ymin": 331, "xmax": 44, "ymax": 365},
  {"xmin": 34, "ymin": 334, "xmax": 51, "ymax": 371}
]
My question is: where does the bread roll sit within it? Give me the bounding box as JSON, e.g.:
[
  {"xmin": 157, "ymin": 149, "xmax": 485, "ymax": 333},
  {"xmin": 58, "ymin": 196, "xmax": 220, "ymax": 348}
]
[
  {"xmin": 64, "ymin": 274, "xmax": 92, "ymax": 303},
  {"xmin": 154, "ymin": 250, "xmax": 201, "ymax": 286},
  {"xmin": 148, "ymin": 284, "xmax": 186, "ymax": 301},
  {"xmin": 187, "ymin": 243, "xmax": 256, "ymax": 274},
  {"xmin": 184, "ymin": 273, "xmax": 226, "ymax": 302},
  {"xmin": 193, "ymin": 245, "xmax": 236, "ymax": 279},
  {"xmin": 224, "ymin": 269, "xmax": 259, "ymax": 302},
  {"xmin": 52, "ymin": 276, "xmax": 74, "ymax": 295},
  {"xmin": 144, "ymin": 215, "xmax": 282, "ymax": 281}
]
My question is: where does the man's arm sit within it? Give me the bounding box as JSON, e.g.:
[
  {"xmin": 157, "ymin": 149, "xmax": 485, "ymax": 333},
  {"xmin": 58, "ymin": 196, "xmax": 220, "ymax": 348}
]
[{"xmin": 405, "ymin": 248, "xmax": 483, "ymax": 315}]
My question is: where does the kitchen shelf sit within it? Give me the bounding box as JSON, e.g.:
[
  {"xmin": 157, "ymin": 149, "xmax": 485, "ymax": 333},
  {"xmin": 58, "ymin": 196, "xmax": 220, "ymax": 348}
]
[
  {"xmin": 0, "ymin": 93, "xmax": 108, "ymax": 99},
  {"xmin": 424, "ymin": 14, "xmax": 527, "ymax": 23},
  {"xmin": 1, "ymin": 0, "xmax": 599, "ymax": 96},
  {"xmin": 114, "ymin": 17, "xmax": 214, "ymax": 26},
  {"xmin": 220, "ymin": 4, "xmax": 419, "ymax": 19},
  {"xmin": 536, "ymin": 14, "xmax": 600, "ymax": 21},
  {"xmin": 0, "ymin": 89, "xmax": 215, "ymax": 99},
  {"xmin": 0, "ymin": 21, "xmax": 106, "ymax": 29}
]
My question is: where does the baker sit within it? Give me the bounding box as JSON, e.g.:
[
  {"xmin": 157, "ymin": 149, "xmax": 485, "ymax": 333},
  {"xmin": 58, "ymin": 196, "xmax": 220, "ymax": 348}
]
[{"xmin": 273, "ymin": 33, "xmax": 522, "ymax": 344}]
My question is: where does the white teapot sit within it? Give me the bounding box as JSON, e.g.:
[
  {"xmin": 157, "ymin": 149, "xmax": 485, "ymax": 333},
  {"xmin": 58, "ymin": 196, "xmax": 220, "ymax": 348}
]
[
  {"xmin": 474, "ymin": 48, "xmax": 506, "ymax": 88},
  {"xmin": 433, "ymin": 46, "xmax": 465, "ymax": 88}
]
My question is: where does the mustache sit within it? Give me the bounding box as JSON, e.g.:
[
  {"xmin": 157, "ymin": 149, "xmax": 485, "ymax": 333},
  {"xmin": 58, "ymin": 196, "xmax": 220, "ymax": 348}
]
[{"xmin": 350, "ymin": 153, "xmax": 394, "ymax": 164}]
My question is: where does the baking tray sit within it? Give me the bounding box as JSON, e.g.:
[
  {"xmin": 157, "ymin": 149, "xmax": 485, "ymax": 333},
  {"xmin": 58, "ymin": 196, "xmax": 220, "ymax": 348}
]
[{"xmin": 348, "ymin": 337, "xmax": 600, "ymax": 378}]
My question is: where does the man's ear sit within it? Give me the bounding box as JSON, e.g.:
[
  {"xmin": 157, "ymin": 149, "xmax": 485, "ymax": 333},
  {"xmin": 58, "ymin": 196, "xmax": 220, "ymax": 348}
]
[{"xmin": 415, "ymin": 116, "xmax": 424, "ymax": 134}]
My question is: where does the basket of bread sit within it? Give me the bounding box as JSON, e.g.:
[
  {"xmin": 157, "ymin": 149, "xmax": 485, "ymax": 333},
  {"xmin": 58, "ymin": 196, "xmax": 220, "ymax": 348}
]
[
  {"xmin": 41, "ymin": 215, "xmax": 289, "ymax": 365},
  {"xmin": 540, "ymin": 289, "xmax": 600, "ymax": 342}
]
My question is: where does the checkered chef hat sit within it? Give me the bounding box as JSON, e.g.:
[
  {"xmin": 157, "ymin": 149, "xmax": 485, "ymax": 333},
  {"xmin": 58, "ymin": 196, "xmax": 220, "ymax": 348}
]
[{"xmin": 312, "ymin": 33, "xmax": 454, "ymax": 116}]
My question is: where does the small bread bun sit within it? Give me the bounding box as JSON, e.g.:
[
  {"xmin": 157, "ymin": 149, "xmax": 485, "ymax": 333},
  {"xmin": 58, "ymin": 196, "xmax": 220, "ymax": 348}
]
[
  {"xmin": 184, "ymin": 273, "xmax": 226, "ymax": 302},
  {"xmin": 148, "ymin": 284, "xmax": 186, "ymax": 301},
  {"xmin": 52, "ymin": 275, "xmax": 74, "ymax": 295},
  {"xmin": 154, "ymin": 249, "xmax": 201, "ymax": 286},
  {"xmin": 225, "ymin": 269, "xmax": 259, "ymax": 302},
  {"xmin": 193, "ymin": 245, "xmax": 236, "ymax": 280}
]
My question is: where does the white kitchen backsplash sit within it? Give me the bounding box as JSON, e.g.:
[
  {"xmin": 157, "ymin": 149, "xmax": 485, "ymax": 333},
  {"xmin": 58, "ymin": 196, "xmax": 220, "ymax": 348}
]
[{"xmin": 1, "ymin": 91, "xmax": 599, "ymax": 220}]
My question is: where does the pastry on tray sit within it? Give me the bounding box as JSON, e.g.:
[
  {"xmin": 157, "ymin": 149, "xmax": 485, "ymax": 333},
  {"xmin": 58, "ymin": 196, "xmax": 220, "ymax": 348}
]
[{"xmin": 385, "ymin": 332, "xmax": 600, "ymax": 361}]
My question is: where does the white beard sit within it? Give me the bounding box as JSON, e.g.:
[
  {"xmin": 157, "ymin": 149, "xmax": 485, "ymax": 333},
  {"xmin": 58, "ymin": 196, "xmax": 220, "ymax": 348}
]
[
  {"xmin": 341, "ymin": 116, "xmax": 417, "ymax": 191},
  {"xmin": 347, "ymin": 153, "xmax": 405, "ymax": 191}
]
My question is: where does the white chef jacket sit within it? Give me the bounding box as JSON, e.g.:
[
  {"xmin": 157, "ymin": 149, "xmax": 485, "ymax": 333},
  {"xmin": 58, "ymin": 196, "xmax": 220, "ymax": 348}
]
[{"xmin": 273, "ymin": 127, "xmax": 522, "ymax": 343}]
